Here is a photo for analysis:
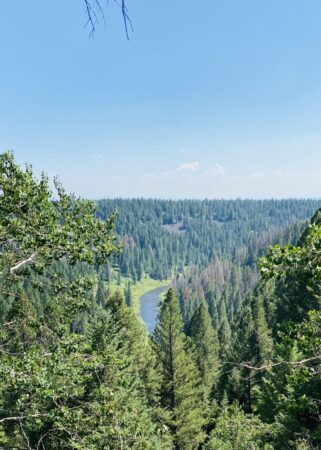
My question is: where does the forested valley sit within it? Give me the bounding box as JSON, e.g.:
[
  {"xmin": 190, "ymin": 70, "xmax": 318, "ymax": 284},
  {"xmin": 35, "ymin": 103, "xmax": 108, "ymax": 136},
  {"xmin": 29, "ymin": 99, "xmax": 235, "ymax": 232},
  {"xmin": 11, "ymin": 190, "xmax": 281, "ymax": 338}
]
[{"xmin": 2, "ymin": 152, "xmax": 321, "ymax": 449}]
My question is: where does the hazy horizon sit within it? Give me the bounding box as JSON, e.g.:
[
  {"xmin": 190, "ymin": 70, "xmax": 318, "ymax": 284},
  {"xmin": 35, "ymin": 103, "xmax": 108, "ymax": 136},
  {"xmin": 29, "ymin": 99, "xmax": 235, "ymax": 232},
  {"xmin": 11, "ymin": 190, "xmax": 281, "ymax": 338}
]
[{"xmin": 91, "ymin": 196, "xmax": 321, "ymax": 201}]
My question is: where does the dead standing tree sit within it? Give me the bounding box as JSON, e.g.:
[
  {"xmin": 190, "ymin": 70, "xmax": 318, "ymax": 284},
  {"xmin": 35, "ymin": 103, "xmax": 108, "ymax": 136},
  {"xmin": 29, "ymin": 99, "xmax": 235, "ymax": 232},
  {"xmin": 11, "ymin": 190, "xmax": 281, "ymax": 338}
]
[{"xmin": 83, "ymin": 0, "xmax": 133, "ymax": 38}]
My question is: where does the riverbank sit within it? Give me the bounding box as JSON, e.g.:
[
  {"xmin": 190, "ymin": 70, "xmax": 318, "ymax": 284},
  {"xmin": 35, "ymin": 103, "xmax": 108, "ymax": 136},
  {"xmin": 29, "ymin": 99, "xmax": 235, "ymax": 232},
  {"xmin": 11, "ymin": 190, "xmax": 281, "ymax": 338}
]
[
  {"xmin": 139, "ymin": 286, "xmax": 169, "ymax": 334},
  {"xmin": 131, "ymin": 277, "xmax": 170, "ymax": 314},
  {"xmin": 106, "ymin": 275, "xmax": 170, "ymax": 315}
]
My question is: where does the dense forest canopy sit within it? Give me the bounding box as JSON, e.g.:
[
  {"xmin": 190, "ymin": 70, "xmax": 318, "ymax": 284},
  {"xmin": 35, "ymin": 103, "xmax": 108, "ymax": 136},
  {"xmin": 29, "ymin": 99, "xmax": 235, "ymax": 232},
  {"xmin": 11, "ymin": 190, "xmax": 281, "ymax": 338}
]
[
  {"xmin": 97, "ymin": 198, "xmax": 320, "ymax": 280},
  {"xmin": 96, "ymin": 198, "xmax": 320, "ymax": 327},
  {"xmin": 1, "ymin": 153, "xmax": 321, "ymax": 449}
]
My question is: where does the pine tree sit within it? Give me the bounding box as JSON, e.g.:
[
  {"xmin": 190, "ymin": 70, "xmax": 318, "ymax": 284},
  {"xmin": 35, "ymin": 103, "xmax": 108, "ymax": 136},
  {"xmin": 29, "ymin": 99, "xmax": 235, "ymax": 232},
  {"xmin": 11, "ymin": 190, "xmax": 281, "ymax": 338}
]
[
  {"xmin": 103, "ymin": 289, "xmax": 173, "ymax": 446},
  {"xmin": 152, "ymin": 289, "xmax": 206, "ymax": 449},
  {"xmin": 117, "ymin": 269, "xmax": 121, "ymax": 285},
  {"xmin": 125, "ymin": 281, "xmax": 133, "ymax": 307},
  {"xmin": 187, "ymin": 299, "xmax": 220, "ymax": 401},
  {"xmin": 218, "ymin": 304, "xmax": 231, "ymax": 361},
  {"xmin": 224, "ymin": 286, "xmax": 273, "ymax": 413},
  {"xmin": 253, "ymin": 293, "xmax": 273, "ymax": 366},
  {"xmin": 96, "ymin": 275, "xmax": 108, "ymax": 306},
  {"xmin": 105, "ymin": 261, "xmax": 111, "ymax": 282}
]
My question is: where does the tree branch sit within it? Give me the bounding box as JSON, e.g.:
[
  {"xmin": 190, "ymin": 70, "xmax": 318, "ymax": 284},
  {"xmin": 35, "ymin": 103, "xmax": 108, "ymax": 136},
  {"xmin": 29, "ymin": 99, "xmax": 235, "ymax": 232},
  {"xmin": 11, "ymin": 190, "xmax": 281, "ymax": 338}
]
[
  {"xmin": 83, "ymin": 0, "xmax": 132, "ymax": 39},
  {"xmin": 226, "ymin": 355, "xmax": 321, "ymax": 372},
  {"xmin": 0, "ymin": 413, "xmax": 50, "ymax": 423},
  {"xmin": 10, "ymin": 252, "xmax": 37, "ymax": 274},
  {"xmin": 19, "ymin": 420, "xmax": 32, "ymax": 450}
]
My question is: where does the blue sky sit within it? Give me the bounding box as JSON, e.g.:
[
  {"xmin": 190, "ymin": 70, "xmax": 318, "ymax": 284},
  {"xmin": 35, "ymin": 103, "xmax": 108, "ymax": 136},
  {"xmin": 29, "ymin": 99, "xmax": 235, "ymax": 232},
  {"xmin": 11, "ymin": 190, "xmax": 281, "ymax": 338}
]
[{"xmin": 1, "ymin": 1, "xmax": 321, "ymax": 198}]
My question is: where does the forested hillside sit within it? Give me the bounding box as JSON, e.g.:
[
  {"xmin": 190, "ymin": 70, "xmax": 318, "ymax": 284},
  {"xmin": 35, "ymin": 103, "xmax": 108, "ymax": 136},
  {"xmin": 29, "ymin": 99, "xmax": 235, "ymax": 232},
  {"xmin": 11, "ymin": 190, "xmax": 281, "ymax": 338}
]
[
  {"xmin": 1, "ymin": 153, "xmax": 321, "ymax": 449},
  {"xmin": 97, "ymin": 198, "xmax": 319, "ymax": 326},
  {"xmin": 97, "ymin": 198, "xmax": 319, "ymax": 281}
]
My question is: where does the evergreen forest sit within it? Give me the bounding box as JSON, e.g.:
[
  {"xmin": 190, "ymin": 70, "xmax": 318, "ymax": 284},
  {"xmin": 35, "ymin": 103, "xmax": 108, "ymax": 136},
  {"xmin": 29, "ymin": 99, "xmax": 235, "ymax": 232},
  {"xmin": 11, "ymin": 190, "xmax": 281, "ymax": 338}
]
[{"xmin": 2, "ymin": 152, "xmax": 321, "ymax": 449}]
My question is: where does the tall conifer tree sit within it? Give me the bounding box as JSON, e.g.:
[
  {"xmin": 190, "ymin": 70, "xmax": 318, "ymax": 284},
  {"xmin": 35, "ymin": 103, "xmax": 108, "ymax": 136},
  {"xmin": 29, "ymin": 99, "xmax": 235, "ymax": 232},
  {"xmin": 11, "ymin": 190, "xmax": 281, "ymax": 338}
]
[
  {"xmin": 152, "ymin": 289, "xmax": 206, "ymax": 449},
  {"xmin": 218, "ymin": 304, "xmax": 231, "ymax": 361},
  {"xmin": 187, "ymin": 299, "xmax": 220, "ymax": 401}
]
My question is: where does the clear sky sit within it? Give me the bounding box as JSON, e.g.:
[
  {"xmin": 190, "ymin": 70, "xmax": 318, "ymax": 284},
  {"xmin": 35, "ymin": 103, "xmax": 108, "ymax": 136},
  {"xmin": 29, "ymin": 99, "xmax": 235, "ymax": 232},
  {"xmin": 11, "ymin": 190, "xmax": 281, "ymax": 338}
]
[{"xmin": 1, "ymin": 1, "xmax": 321, "ymax": 199}]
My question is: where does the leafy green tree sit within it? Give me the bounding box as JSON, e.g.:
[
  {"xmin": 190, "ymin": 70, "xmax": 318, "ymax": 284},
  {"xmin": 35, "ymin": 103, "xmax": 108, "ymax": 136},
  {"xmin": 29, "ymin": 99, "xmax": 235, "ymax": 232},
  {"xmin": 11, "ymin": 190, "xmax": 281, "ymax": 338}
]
[
  {"xmin": 0, "ymin": 308, "xmax": 166, "ymax": 449},
  {"xmin": 152, "ymin": 288, "xmax": 206, "ymax": 449},
  {"xmin": 0, "ymin": 152, "xmax": 119, "ymax": 284},
  {"xmin": 259, "ymin": 219, "xmax": 321, "ymax": 324},
  {"xmin": 205, "ymin": 403, "xmax": 274, "ymax": 450},
  {"xmin": 256, "ymin": 310, "xmax": 321, "ymax": 449},
  {"xmin": 0, "ymin": 153, "xmax": 166, "ymax": 448}
]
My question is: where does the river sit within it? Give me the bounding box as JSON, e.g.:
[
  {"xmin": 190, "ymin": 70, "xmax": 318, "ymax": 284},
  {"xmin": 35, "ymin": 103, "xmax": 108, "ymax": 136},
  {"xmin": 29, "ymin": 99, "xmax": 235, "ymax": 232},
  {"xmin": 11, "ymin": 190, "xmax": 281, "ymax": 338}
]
[{"xmin": 139, "ymin": 286, "xmax": 169, "ymax": 334}]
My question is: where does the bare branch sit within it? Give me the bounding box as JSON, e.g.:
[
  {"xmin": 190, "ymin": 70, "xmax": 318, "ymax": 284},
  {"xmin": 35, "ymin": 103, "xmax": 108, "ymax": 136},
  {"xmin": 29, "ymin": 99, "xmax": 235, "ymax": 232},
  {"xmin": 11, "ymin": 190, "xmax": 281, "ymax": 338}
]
[
  {"xmin": 2, "ymin": 320, "xmax": 16, "ymax": 327},
  {"xmin": 83, "ymin": 0, "xmax": 132, "ymax": 39},
  {"xmin": 0, "ymin": 413, "xmax": 50, "ymax": 423},
  {"xmin": 119, "ymin": 0, "xmax": 133, "ymax": 39},
  {"xmin": 10, "ymin": 252, "xmax": 37, "ymax": 274},
  {"xmin": 19, "ymin": 420, "xmax": 32, "ymax": 450},
  {"xmin": 84, "ymin": 0, "xmax": 104, "ymax": 37},
  {"xmin": 37, "ymin": 428, "xmax": 54, "ymax": 450},
  {"xmin": 225, "ymin": 355, "xmax": 321, "ymax": 372}
]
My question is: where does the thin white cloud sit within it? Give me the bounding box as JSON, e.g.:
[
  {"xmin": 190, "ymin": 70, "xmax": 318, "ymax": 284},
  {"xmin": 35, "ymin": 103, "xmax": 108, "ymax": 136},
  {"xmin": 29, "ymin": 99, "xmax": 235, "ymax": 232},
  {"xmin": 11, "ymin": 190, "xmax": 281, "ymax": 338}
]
[
  {"xmin": 142, "ymin": 162, "xmax": 226, "ymax": 180},
  {"xmin": 90, "ymin": 153, "xmax": 104, "ymax": 160},
  {"xmin": 175, "ymin": 161, "xmax": 200, "ymax": 173},
  {"xmin": 179, "ymin": 148, "xmax": 188, "ymax": 153},
  {"xmin": 205, "ymin": 164, "xmax": 226, "ymax": 176},
  {"xmin": 111, "ymin": 175, "xmax": 127, "ymax": 181},
  {"xmin": 141, "ymin": 173, "xmax": 155, "ymax": 179},
  {"xmin": 140, "ymin": 162, "xmax": 199, "ymax": 181},
  {"xmin": 272, "ymin": 170, "xmax": 290, "ymax": 178},
  {"xmin": 251, "ymin": 172, "xmax": 264, "ymax": 179},
  {"xmin": 141, "ymin": 170, "xmax": 171, "ymax": 179}
]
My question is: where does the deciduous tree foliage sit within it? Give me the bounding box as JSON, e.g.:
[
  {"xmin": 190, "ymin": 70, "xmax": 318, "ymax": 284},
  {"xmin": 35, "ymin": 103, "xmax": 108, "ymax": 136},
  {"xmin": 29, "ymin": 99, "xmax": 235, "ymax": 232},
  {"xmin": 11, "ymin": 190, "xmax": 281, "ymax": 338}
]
[
  {"xmin": 0, "ymin": 153, "xmax": 167, "ymax": 448},
  {"xmin": 0, "ymin": 153, "xmax": 119, "ymax": 278},
  {"xmin": 205, "ymin": 403, "xmax": 274, "ymax": 450}
]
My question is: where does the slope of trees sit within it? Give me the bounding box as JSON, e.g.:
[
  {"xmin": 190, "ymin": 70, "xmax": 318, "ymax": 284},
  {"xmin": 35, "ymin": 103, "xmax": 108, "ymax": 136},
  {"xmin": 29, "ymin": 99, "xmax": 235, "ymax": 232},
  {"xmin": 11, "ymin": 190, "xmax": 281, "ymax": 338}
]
[{"xmin": 96, "ymin": 198, "xmax": 317, "ymax": 282}]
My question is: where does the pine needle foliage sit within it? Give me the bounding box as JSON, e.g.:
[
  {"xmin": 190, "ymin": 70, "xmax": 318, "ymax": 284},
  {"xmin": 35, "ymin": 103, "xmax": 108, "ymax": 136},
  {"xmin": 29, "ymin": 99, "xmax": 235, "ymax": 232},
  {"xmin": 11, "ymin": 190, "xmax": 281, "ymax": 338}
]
[{"xmin": 152, "ymin": 288, "xmax": 206, "ymax": 449}]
